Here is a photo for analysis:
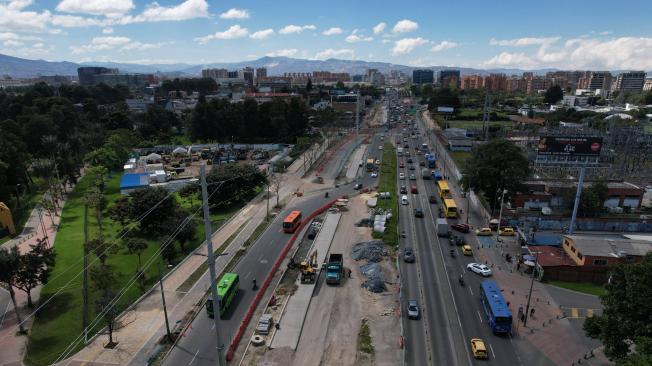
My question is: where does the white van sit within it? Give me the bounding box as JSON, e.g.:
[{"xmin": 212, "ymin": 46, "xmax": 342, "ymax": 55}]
[{"xmin": 401, "ymin": 195, "xmax": 409, "ymax": 205}]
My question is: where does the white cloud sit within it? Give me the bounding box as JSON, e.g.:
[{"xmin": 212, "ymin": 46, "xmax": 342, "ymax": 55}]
[
  {"xmin": 0, "ymin": 0, "xmax": 52, "ymax": 33},
  {"xmin": 373, "ymin": 22, "xmax": 386, "ymax": 35},
  {"xmin": 266, "ymin": 48, "xmax": 298, "ymax": 57},
  {"xmin": 313, "ymin": 48, "xmax": 354, "ymax": 60},
  {"xmin": 194, "ymin": 25, "xmax": 248, "ymax": 44},
  {"xmin": 279, "ymin": 24, "xmax": 316, "ymax": 34},
  {"xmin": 122, "ymin": 41, "xmax": 164, "ymax": 51},
  {"xmin": 136, "ymin": 0, "xmax": 209, "ymax": 22},
  {"xmin": 483, "ymin": 52, "xmax": 538, "ymax": 68},
  {"xmin": 51, "ymin": 15, "xmax": 104, "ymax": 27},
  {"xmin": 70, "ymin": 35, "xmax": 130, "ymax": 53},
  {"xmin": 56, "ymin": 0, "xmax": 134, "ymax": 17},
  {"xmin": 392, "ymin": 37, "xmax": 428, "ymax": 55},
  {"xmin": 219, "ymin": 8, "xmax": 249, "ymax": 19},
  {"xmin": 345, "ymin": 29, "xmax": 372, "ymax": 43},
  {"xmin": 322, "ymin": 27, "xmax": 342, "ymax": 36},
  {"xmin": 431, "ymin": 41, "xmax": 458, "ymax": 53},
  {"xmin": 392, "ymin": 19, "xmax": 418, "ymax": 34},
  {"xmin": 489, "ymin": 37, "xmax": 560, "ymax": 47},
  {"xmin": 102, "ymin": 27, "xmax": 113, "ymax": 34},
  {"xmin": 250, "ymin": 28, "xmax": 274, "ymax": 40},
  {"xmin": 3, "ymin": 39, "xmax": 23, "ymax": 47}
]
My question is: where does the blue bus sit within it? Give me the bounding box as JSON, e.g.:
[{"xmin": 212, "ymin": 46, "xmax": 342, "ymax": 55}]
[{"xmin": 479, "ymin": 280, "xmax": 512, "ymax": 334}]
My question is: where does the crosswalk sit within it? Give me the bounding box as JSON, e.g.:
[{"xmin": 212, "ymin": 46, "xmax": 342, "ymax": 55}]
[{"xmin": 561, "ymin": 306, "xmax": 601, "ymax": 319}]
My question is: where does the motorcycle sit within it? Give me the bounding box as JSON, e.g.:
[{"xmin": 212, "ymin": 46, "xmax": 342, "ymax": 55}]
[
  {"xmin": 449, "ymin": 249, "xmax": 456, "ymax": 258},
  {"xmin": 458, "ymin": 275, "xmax": 465, "ymax": 287},
  {"xmin": 325, "ymin": 191, "xmax": 329, "ymax": 198}
]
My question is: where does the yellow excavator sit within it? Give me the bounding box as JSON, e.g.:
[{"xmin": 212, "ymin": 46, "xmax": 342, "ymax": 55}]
[{"xmin": 300, "ymin": 250, "xmax": 318, "ymax": 283}]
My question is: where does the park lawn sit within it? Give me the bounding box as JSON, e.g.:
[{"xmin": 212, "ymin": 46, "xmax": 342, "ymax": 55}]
[
  {"xmin": 548, "ymin": 280, "xmax": 607, "ymax": 297},
  {"xmin": 373, "ymin": 142, "xmax": 399, "ymax": 248},
  {"xmin": 25, "ymin": 174, "xmax": 238, "ymax": 366}
]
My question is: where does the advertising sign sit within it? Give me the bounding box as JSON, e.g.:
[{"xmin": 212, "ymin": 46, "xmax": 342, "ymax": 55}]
[{"xmin": 537, "ymin": 136, "xmax": 603, "ymax": 156}]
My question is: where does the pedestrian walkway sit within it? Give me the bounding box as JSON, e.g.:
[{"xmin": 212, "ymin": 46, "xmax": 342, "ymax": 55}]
[
  {"xmin": 270, "ymin": 213, "xmax": 341, "ymax": 350},
  {"xmin": 345, "ymin": 145, "xmax": 367, "ymax": 180}
]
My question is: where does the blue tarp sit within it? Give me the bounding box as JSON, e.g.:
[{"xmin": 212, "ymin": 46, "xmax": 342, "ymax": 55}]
[{"xmin": 120, "ymin": 173, "xmax": 150, "ymax": 190}]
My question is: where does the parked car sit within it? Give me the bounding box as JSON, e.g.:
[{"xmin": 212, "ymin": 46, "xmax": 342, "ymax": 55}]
[
  {"xmin": 475, "ymin": 227, "xmax": 492, "ymax": 236},
  {"xmin": 451, "ymin": 223, "xmax": 470, "ymax": 233},
  {"xmin": 467, "ymin": 263, "xmax": 492, "ymax": 277},
  {"xmin": 414, "ymin": 208, "xmax": 424, "ymax": 217},
  {"xmin": 407, "ymin": 300, "xmax": 420, "ymax": 319},
  {"xmin": 403, "ymin": 247, "xmax": 415, "ymax": 262},
  {"xmin": 471, "ymin": 338, "xmax": 488, "ymax": 359},
  {"xmin": 499, "ymin": 227, "xmax": 515, "ymax": 236}
]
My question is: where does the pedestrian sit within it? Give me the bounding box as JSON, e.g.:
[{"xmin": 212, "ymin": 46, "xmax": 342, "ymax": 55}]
[
  {"xmin": 348, "ymin": 268, "xmax": 352, "ymax": 278},
  {"xmin": 530, "ymin": 308, "xmax": 535, "ymax": 317},
  {"xmin": 516, "ymin": 262, "xmax": 521, "ymax": 271},
  {"xmin": 506, "ymin": 301, "xmax": 510, "ymax": 307}
]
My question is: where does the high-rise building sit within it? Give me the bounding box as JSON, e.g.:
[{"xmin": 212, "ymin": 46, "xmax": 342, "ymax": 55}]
[
  {"xmin": 255, "ymin": 67, "xmax": 267, "ymax": 80},
  {"xmin": 644, "ymin": 78, "xmax": 652, "ymax": 92},
  {"xmin": 483, "ymin": 74, "xmax": 508, "ymax": 92},
  {"xmin": 526, "ymin": 76, "xmax": 550, "ymax": 94},
  {"xmin": 460, "ymin": 75, "xmax": 483, "ymax": 90},
  {"xmin": 242, "ymin": 67, "xmax": 254, "ymax": 87},
  {"xmin": 201, "ymin": 68, "xmax": 228, "ymax": 79},
  {"xmin": 587, "ymin": 71, "xmax": 612, "ymax": 91},
  {"xmin": 613, "ymin": 71, "xmax": 646, "ymax": 94},
  {"xmin": 78, "ymin": 67, "xmax": 118, "ymax": 86},
  {"xmin": 438, "ymin": 70, "xmax": 460, "ymax": 88},
  {"xmin": 412, "ymin": 69, "xmax": 434, "ymax": 85}
]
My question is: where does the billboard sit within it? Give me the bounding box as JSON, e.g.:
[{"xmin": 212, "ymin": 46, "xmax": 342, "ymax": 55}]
[
  {"xmin": 437, "ymin": 106, "xmax": 455, "ymax": 113},
  {"xmin": 537, "ymin": 136, "xmax": 603, "ymax": 157}
]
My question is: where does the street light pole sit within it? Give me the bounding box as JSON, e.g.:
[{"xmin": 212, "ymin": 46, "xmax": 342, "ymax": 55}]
[
  {"xmin": 496, "ymin": 189, "xmax": 507, "ymax": 240},
  {"xmin": 200, "ymin": 165, "xmax": 224, "ymax": 366},
  {"xmin": 523, "ymin": 251, "xmax": 539, "ymax": 328}
]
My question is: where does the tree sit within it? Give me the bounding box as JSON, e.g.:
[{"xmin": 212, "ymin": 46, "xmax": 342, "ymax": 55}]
[
  {"xmin": 460, "ymin": 139, "xmax": 531, "ymax": 212},
  {"xmin": 544, "ymin": 85, "xmax": 564, "ymax": 105},
  {"xmin": 108, "ymin": 196, "xmax": 131, "ymax": 227},
  {"xmin": 90, "ymin": 264, "xmax": 120, "ymax": 347},
  {"xmin": 591, "ymin": 180, "xmax": 609, "ymax": 208},
  {"xmin": 306, "ymin": 78, "xmax": 313, "ymax": 92},
  {"xmin": 128, "ymin": 187, "xmax": 178, "ymax": 236},
  {"xmin": 178, "ymin": 185, "xmax": 198, "ymax": 207},
  {"xmin": 123, "ymin": 236, "xmax": 148, "ymax": 269},
  {"xmin": 206, "ymin": 164, "xmax": 268, "ymax": 208},
  {"xmin": 15, "ymin": 238, "xmax": 55, "ymax": 307},
  {"xmin": 160, "ymin": 241, "xmax": 176, "ymax": 265},
  {"xmin": 87, "ymin": 236, "xmax": 114, "ymax": 264},
  {"xmin": 0, "ymin": 246, "xmax": 25, "ymax": 332},
  {"xmin": 174, "ymin": 214, "xmax": 197, "ymax": 253},
  {"xmin": 584, "ymin": 253, "xmax": 652, "ymax": 362}
]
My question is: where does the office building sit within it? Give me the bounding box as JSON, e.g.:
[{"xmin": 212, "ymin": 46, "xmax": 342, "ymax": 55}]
[
  {"xmin": 78, "ymin": 67, "xmax": 118, "ymax": 86},
  {"xmin": 613, "ymin": 71, "xmax": 646, "ymax": 94},
  {"xmin": 412, "ymin": 69, "xmax": 434, "ymax": 85},
  {"xmin": 438, "ymin": 69, "xmax": 460, "ymax": 88},
  {"xmin": 202, "ymin": 68, "xmax": 228, "ymax": 79},
  {"xmin": 584, "ymin": 71, "xmax": 612, "ymax": 91},
  {"xmin": 77, "ymin": 67, "xmax": 151, "ymax": 87},
  {"xmin": 255, "ymin": 67, "xmax": 267, "ymax": 81},
  {"xmin": 242, "ymin": 67, "xmax": 254, "ymax": 87}
]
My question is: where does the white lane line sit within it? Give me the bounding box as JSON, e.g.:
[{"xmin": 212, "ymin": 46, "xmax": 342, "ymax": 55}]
[
  {"xmin": 244, "ymin": 271, "xmax": 252, "ymax": 279},
  {"xmin": 189, "ymin": 349, "xmax": 200, "ymax": 365},
  {"xmin": 0, "ymin": 300, "xmax": 11, "ymax": 328},
  {"xmin": 211, "ymin": 322, "xmax": 215, "ymax": 330},
  {"xmin": 489, "ymin": 343, "xmax": 496, "ymax": 359},
  {"xmin": 468, "ymin": 287, "xmax": 474, "ymax": 296},
  {"xmin": 477, "ymin": 310, "xmax": 483, "ymax": 323}
]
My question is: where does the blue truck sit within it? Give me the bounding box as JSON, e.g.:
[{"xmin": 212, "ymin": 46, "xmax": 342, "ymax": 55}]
[
  {"xmin": 432, "ymin": 170, "xmax": 443, "ymax": 181},
  {"xmin": 425, "ymin": 153, "xmax": 436, "ymax": 168},
  {"xmin": 326, "ymin": 253, "xmax": 344, "ymax": 285}
]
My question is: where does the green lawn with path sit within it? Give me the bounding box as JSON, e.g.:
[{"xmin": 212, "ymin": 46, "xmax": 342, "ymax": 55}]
[{"xmin": 25, "ymin": 173, "xmax": 239, "ymax": 366}]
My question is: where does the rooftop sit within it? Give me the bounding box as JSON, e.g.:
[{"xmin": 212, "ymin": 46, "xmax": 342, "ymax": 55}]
[
  {"xmin": 565, "ymin": 235, "xmax": 652, "ymax": 258},
  {"xmin": 531, "ymin": 245, "xmax": 577, "ymax": 267}
]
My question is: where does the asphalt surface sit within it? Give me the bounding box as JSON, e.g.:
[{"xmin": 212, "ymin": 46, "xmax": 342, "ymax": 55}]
[
  {"xmin": 393, "ymin": 108, "xmax": 524, "ymax": 365},
  {"xmin": 163, "ymin": 129, "xmax": 382, "ymax": 366}
]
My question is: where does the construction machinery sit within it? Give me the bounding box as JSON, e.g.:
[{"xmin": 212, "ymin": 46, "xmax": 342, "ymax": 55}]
[{"xmin": 300, "ymin": 250, "xmax": 318, "ymax": 283}]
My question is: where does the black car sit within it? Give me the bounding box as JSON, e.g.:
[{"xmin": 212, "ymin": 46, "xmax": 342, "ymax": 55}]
[
  {"xmin": 409, "ymin": 165, "xmax": 415, "ymax": 170},
  {"xmin": 419, "ymin": 160, "xmax": 425, "ymax": 166},
  {"xmin": 428, "ymin": 195, "xmax": 437, "ymax": 204},
  {"xmin": 414, "ymin": 208, "xmax": 424, "ymax": 217},
  {"xmin": 403, "ymin": 247, "xmax": 415, "ymax": 262},
  {"xmin": 407, "ymin": 158, "xmax": 413, "ymax": 163},
  {"xmin": 400, "ymin": 185, "xmax": 407, "ymax": 194},
  {"xmin": 354, "ymin": 183, "xmax": 362, "ymax": 190}
]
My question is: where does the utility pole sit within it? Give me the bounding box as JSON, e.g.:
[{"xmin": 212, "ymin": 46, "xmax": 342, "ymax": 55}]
[
  {"xmin": 355, "ymin": 91, "xmax": 360, "ymax": 145},
  {"xmin": 568, "ymin": 164, "xmax": 587, "ymax": 235},
  {"xmin": 266, "ymin": 178, "xmax": 270, "ymax": 222},
  {"xmin": 157, "ymin": 261, "xmax": 172, "ymax": 342},
  {"xmin": 496, "ymin": 189, "xmax": 507, "ymax": 241},
  {"xmin": 200, "ymin": 165, "xmax": 224, "ymax": 366},
  {"xmin": 482, "ymin": 92, "xmax": 492, "ymax": 141},
  {"xmin": 523, "ymin": 252, "xmax": 539, "ymax": 328},
  {"xmin": 82, "ymin": 204, "xmax": 89, "ymax": 344}
]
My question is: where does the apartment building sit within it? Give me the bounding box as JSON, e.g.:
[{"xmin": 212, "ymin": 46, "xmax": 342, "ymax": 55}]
[{"xmin": 613, "ymin": 71, "xmax": 646, "ymax": 94}]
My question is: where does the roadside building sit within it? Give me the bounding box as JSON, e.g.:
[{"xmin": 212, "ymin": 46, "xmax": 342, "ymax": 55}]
[
  {"xmin": 412, "ymin": 69, "xmax": 434, "ymax": 85},
  {"xmin": 120, "ymin": 173, "xmax": 150, "ymax": 194}
]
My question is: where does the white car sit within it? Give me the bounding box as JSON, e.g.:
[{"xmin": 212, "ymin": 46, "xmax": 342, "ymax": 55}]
[
  {"xmin": 467, "ymin": 263, "xmax": 492, "ymax": 277},
  {"xmin": 399, "ymin": 172, "xmax": 405, "ymax": 180},
  {"xmin": 371, "ymin": 171, "xmax": 378, "ymax": 178},
  {"xmin": 378, "ymin": 145, "xmax": 383, "ymax": 150}
]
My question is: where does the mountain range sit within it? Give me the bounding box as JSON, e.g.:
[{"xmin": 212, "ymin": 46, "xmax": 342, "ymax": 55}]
[{"xmin": 0, "ymin": 53, "xmax": 645, "ymax": 79}]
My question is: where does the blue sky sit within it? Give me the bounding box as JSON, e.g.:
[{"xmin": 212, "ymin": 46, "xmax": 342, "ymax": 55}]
[{"xmin": 1, "ymin": 0, "xmax": 651, "ymax": 70}]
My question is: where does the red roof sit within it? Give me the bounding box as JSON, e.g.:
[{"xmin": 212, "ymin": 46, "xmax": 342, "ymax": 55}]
[{"xmin": 531, "ymin": 245, "xmax": 577, "ymax": 267}]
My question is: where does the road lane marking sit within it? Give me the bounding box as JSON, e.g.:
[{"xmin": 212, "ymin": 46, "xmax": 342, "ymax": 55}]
[
  {"xmin": 489, "ymin": 343, "xmax": 496, "ymax": 359},
  {"xmin": 477, "ymin": 310, "xmax": 483, "ymax": 323},
  {"xmin": 468, "ymin": 287, "xmax": 474, "ymax": 296},
  {"xmin": 189, "ymin": 349, "xmax": 199, "ymax": 365},
  {"xmin": 571, "ymin": 308, "xmax": 579, "ymax": 318},
  {"xmin": 0, "ymin": 300, "xmax": 11, "ymax": 329},
  {"xmin": 587, "ymin": 308, "xmax": 594, "ymax": 318},
  {"xmin": 244, "ymin": 271, "xmax": 252, "ymax": 279}
]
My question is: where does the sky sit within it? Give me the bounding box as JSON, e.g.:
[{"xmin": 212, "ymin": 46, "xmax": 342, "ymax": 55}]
[{"xmin": 1, "ymin": 0, "xmax": 652, "ymax": 70}]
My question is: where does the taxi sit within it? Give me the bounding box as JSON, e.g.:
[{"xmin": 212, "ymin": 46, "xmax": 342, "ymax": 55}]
[
  {"xmin": 499, "ymin": 227, "xmax": 515, "ymax": 236},
  {"xmin": 475, "ymin": 227, "xmax": 492, "ymax": 236},
  {"xmin": 470, "ymin": 338, "xmax": 488, "ymax": 359},
  {"xmin": 462, "ymin": 245, "xmax": 473, "ymax": 256}
]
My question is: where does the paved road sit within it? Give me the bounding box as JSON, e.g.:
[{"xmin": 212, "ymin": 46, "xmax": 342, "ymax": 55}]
[
  {"xmin": 396, "ymin": 108, "xmax": 523, "ymax": 365},
  {"xmin": 163, "ymin": 132, "xmax": 382, "ymax": 366}
]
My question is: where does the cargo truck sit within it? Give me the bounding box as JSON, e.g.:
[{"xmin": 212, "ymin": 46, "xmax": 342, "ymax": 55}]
[
  {"xmin": 436, "ymin": 218, "xmax": 449, "ymax": 237},
  {"xmin": 326, "ymin": 253, "xmax": 344, "ymax": 285},
  {"xmin": 421, "ymin": 168, "xmax": 431, "ymax": 180}
]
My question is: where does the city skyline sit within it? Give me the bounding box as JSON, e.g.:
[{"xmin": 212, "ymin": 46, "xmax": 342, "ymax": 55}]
[{"xmin": 0, "ymin": 0, "xmax": 651, "ymax": 70}]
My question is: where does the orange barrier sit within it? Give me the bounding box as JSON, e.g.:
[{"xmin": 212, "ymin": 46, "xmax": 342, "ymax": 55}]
[{"xmin": 226, "ymin": 198, "xmax": 338, "ymax": 361}]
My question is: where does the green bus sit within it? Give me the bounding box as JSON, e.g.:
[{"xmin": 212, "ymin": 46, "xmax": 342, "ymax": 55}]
[{"xmin": 206, "ymin": 272, "xmax": 239, "ymax": 318}]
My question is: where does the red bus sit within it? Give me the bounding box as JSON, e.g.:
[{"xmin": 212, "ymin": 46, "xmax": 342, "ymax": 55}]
[{"xmin": 283, "ymin": 210, "xmax": 302, "ymax": 233}]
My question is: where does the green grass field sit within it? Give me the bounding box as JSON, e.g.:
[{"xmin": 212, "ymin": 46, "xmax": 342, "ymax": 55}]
[
  {"xmin": 449, "ymin": 151, "xmax": 471, "ymax": 170},
  {"xmin": 548, "ymin": 280, "xmax": 607, "ymax": 297},
  {"xmin": 25, "ymin": 174, "xmax": 239, "ymax": 366},
  {"xmin": 373, "ymin": 143, "xmax": 399, "ymax": 247}
]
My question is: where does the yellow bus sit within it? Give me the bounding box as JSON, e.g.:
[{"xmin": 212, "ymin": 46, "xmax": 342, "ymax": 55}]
[
  {"xmin": 366, "ymin": 158, "xmax": 375, "ymax": 171},
  {"xmin": 436, "ymin": 180, "xmax": 451, "ymax": 198},
  {"xmin": 442, "ymin": 199, "xmax": 458, "ymax": 218}
]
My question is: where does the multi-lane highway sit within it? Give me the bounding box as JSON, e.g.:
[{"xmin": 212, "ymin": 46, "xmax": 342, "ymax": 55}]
[{"xmin": 163, "ymin": 117, "xmax": 384, "ymax": 366}]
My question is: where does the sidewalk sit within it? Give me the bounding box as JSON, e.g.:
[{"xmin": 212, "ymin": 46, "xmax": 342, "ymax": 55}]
[{"xmin": 0, "ymin": 189, "xmax": 68, "ymax": 366}]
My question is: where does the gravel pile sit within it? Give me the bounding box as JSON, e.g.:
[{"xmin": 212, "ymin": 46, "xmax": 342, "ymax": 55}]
[{"xmin": 351, "ymin": 240, "xmax": 387, "ymax": 262}]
